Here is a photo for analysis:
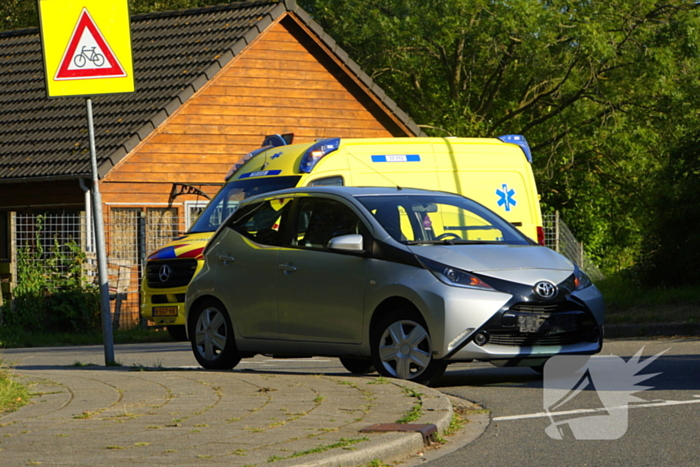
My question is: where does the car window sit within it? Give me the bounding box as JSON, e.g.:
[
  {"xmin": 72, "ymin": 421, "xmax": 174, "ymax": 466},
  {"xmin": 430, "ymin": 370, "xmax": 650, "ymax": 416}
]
[
  {"xmin": 228, "ymin": 198, "xmax": 293, "ymax": 246},
  {"xmin": 188, "ymin": 175, "xmax": 301, "ymax": 233},
  {"xmin": 358, "ymin": 194, "xmax": 531, "ymax": 245},
  {"xmin": 293, "ymin": 198, "xmax": 363, "ymax": 249}
]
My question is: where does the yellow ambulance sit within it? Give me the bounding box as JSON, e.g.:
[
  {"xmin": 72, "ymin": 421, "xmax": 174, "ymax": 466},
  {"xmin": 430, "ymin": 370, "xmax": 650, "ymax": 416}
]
[{"xmin": 141, "ymin": 135, "xmax": 544, "ymax": 339}]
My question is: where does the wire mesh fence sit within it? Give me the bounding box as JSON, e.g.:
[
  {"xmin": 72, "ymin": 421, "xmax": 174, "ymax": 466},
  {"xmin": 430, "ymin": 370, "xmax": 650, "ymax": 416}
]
[
  {"xmin": 3, "ymin": 209, "xmax": 603, "ymax": 330},
  {"xmin": 3, "ymin": 209, "xmax": 188, "ymax": 330},
  {"xmin": 543, "ymin": 212, "xmax": 604, "ymax": 282}
]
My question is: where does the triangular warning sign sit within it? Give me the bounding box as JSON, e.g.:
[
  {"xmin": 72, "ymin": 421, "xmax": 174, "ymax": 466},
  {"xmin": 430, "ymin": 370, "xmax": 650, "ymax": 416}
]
[{"xmin": 54, "ymin": 8, "xmax": 127, "ymax": 81}]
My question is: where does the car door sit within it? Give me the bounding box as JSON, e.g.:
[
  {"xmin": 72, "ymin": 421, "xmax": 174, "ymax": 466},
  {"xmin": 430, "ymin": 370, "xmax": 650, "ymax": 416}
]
[
  {"xmin": 212, "ymin": 196, "xmax": 293, "ymax": 339},
  {"xmin": 276, "ymin": 196, "xmax": 370, "ymax": 343}
]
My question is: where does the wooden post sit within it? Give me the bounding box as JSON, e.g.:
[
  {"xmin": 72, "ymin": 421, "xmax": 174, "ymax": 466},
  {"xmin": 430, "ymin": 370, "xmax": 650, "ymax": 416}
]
[
  {"xmin": 10, "ymin": 211, "xmax": 16, "ymax": 296},
  {"xmin": 554, "ymin": 211, "xmax": 560, "ymax": 253}
]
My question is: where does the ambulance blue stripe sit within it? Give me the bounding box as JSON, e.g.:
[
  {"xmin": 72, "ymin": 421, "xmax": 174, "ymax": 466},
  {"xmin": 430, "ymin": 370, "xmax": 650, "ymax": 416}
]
[
  {"xmin": 239, "ymin": 170, "xmax": 282, "ymax": 179},
  {"xmin": 371, "ymin": 155, "xmax": 421, "ymax": 162}
]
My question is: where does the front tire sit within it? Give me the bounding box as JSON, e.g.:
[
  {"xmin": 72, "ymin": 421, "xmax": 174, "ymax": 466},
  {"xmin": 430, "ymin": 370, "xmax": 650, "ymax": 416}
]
[
  {"xmin": 370, "ymin": 310, "xmax": 446, "ymax": 386},
  {"xmin": 190, "ymin": 299, "xmax": 240, "ymax": 370}
]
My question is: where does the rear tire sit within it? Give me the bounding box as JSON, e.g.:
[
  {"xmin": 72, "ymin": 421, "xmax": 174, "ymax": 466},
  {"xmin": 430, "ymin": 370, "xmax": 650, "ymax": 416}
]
[
  {"xmin": 370, "ymin": 310, "xmax": 446, "ymax": 387},
  {"xmin": 339, "ymin": 357, "xmax": 375, "ymax": 375},
  {"xmin": 167, "ymin": 325, "xmax": 188, "ymax": 342},
  {"xmin": 190, "ymin": 299, "xmax": 241, "ymax": 370}
]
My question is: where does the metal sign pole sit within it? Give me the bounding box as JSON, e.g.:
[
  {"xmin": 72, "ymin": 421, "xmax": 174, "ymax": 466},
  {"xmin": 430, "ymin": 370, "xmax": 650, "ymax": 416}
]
[{"xmin": 86, "ymin": 97, "xmax": 115, "ymax": 365}]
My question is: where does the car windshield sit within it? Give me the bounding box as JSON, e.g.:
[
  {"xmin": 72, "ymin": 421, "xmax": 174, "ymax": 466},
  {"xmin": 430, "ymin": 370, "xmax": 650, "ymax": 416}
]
[
  {"xmin": 189, "ymin": 176, "xmax": 301, "ymax": 233},
  {"xmin": 356, "ymin": 193, "xmax": 532, "ymax": 245}
]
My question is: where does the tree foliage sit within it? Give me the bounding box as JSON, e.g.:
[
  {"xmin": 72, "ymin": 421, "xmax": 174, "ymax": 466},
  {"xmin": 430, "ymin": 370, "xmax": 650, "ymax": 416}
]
[
  {"xmin": 0, "ymin": 0, "xmax": 226, "ymax": 30},
  {"xmin": 301, "ymin": 0, "xmax": 700, "ymax": 271},
  {"xmin": 638, "ymin": 133, "xmax": 700, "ymax": 286}
]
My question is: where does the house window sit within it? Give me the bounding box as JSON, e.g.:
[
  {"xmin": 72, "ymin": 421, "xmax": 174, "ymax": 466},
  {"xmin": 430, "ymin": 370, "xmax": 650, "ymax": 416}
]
[
  {"xmin": 185, "ymin": 200, "xmax": 209, "ymax": 230},
  {"xmin": 110, "ymin": 208, "xmax": 140, "ymax": 263},
  {"xmin": 110, "ymin": 207, "xmax": 179, "ymax": 263},
  {"xmin": 146, "ymin": 208, "xmax": 178, "ymax": 256}
]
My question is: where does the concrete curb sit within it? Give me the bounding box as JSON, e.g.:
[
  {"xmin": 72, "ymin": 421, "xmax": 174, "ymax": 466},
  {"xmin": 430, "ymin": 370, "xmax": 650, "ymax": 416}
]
[
  {"xmin": 282, "ymin": 379, "xmax": 454, "ymax": 467},
  {"xmin": 606, "ymin": 324, "xmax": 700, "ymax": 339}
]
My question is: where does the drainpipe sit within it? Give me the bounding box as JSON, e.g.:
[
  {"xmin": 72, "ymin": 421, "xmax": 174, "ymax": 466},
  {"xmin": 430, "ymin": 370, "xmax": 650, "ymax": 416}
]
[{"xmin": 78, "ymin": 178, "xmax": 94, "ymax": 253}]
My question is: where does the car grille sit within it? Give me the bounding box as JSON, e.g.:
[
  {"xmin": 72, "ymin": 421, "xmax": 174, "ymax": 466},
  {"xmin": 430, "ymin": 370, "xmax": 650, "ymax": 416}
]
[
  {"xmin": 147, "ymin": 260, "xmax": 198, "ymax": 289},
  {"xmin": 151, "ymin": 294, "xmax": 186, "ymax": 304},
  {"xmin": 488, "ymin": 330, "xmax": 595, "ymax": 347},
  {"xmin": 509, "ymin": 302, "xmax": 577, "ymax": 314}
]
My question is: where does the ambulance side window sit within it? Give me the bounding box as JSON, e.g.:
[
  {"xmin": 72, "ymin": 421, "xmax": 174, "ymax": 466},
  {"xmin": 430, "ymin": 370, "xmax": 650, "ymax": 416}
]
[
  {"xmin": 228, "ymin": 199, "xmax": 292, "ymax": 246},
  {"xmin": 308, "ymin": 176, "xmax": 344, "ymax": 187}
]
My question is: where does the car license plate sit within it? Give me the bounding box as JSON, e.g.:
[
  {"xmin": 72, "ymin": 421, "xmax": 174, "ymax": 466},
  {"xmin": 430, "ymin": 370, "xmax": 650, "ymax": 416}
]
[
  {"xmin": 518, "ymin": 315, "xmax": 547, "ymax": 333},
  {"xmin": 153, "ymin": 306, "xmax": 178, "ymax": 317},
  {"xmin": 518, "ymin": 314, "xmax": 578, "ymax": 333}
]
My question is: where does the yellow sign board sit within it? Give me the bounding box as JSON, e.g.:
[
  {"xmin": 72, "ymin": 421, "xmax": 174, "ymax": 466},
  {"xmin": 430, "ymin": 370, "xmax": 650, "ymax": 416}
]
[{"xmin": 38, "ymin": 0, "xmax": 134, "ymax": 97}]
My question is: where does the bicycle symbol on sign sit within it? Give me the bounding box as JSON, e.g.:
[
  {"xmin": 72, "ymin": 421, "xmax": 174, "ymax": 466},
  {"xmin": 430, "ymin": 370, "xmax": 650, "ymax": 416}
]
[{"xmin": 73, "ymin": 46, "xmax": 105, "ymax": 68}]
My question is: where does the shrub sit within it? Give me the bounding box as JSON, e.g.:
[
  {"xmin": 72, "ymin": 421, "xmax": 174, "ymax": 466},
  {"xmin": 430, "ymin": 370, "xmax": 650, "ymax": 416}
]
[{"xmin": 2, "ymin": 216, "xmax": 100, "ymax": 333}]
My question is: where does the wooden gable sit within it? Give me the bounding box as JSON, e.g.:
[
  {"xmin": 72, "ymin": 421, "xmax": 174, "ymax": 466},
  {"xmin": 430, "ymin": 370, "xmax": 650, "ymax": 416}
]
[{"xmin": 100, "ymin": 13, "xmax": 409, "ymax": 208}]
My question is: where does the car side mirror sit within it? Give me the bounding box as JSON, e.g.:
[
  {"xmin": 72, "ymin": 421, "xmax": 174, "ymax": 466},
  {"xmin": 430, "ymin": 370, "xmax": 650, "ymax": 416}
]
[{"xmin": 328, "ymin": 234, "xmax": 364, "ymax": 252}]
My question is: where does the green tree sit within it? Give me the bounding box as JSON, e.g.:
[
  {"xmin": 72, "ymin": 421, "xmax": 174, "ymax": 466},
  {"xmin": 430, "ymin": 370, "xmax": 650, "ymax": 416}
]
[
  {"xmin": 0, "ymin": 0, "xmax": 37, "ymax": 31},
  {"xmin": 638, "ymin": 132, "xmax": 700, "ymax": 286},
  {"xmin": 0, "ymin": 0, "xmax": 227, "ymax": 30},
  {"xmin": 301, "ymin": 0, "xmax": 700, "ymax": 271}
]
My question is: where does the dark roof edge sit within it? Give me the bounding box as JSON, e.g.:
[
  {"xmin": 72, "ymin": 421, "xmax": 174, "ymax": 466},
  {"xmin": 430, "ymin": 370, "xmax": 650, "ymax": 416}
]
[
  {"xmin": 0, "ymin": 174, "xmax": 90, "ymax": 184},
  {"xmin": 131, "ymin": 0, "xmax": 276, "ymax": 21},
  {"xmin": 0, "ymin": 26, "xmax": 39, "ymax": 38},
  {"xmin": 283, "ymin": 0, "xmax": 425, "ymax": 137}
]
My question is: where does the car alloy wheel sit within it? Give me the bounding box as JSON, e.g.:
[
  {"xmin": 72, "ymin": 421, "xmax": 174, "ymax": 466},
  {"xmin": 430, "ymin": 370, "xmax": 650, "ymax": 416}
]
[
  {"xmin": 190, "ymin": 299, "xmax": 241, "ymax": 370},
  {"xmin": 371, "ymin": 310, "xmax": 446, "ymax": 386}
]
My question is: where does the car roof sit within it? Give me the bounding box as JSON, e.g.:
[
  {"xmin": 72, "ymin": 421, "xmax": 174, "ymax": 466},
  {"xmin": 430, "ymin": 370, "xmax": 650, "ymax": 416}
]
[{"xmin": 245, "ymin": 185, "xmax": 464, "ymax": 203}]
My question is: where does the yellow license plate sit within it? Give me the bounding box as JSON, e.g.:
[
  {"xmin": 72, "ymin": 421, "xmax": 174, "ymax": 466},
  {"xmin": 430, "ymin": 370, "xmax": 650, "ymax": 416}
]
[{"xmin": 153, "ymin": 306, "xmax": 178, "ymax": 317}]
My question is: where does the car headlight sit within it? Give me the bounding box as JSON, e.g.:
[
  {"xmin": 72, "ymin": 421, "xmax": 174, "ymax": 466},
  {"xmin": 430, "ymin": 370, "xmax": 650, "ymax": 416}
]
[
  {"xmin": 419, "ymin": 257, "xmax": 495, "ymax": 291},
  {"xmin": 574, "ymin": 266, "xmax": 593, "ymax": 290}
]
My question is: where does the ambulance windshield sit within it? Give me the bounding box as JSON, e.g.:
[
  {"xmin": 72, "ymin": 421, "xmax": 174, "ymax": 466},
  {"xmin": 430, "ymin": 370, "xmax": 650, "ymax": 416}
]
[{"xmin": 188, "ymin": 176, "xmax": 301, "ymax": 233}]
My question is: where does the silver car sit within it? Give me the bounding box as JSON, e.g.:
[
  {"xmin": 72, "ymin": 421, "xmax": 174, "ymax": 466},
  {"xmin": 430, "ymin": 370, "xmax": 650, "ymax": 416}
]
[{"xmin": 185, "ymin": 186, "xmax": 604, "ymax": 386}]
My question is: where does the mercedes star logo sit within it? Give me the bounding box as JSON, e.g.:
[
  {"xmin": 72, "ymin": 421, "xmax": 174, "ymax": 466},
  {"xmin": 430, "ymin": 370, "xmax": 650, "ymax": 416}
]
[
  {"xmin": 534, "ymin": 281, "xmax": 557, "ymax": 300},
  {"xmin": 159, "ymin": 265, "xmax": 172, "ymax": 283}
]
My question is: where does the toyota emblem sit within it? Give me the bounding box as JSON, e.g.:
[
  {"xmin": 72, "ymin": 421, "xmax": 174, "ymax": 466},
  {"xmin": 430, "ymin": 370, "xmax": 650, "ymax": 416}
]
[
  {"xmin": 158, "ymin": 265, "xmax": 172, "ymax": 283},
  {"xmin": 534, "ymin": 281, "xmax": 557, "ymax": 300}
]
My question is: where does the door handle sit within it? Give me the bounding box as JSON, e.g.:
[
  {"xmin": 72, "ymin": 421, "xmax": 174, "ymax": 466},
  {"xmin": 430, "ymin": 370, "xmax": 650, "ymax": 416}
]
[
  {"xmin": 278, "ymin": 262, "xmax": 297, "ymax": 273},
  {"xmin": 218, "ymin": 254, "xmax": 235, "ymax": 265}
]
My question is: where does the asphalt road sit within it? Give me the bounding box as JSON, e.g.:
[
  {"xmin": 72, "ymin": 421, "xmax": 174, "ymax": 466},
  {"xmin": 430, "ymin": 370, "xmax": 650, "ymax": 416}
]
[
  {"xmin": 430, "ymin": 337, "xmax": 700, "ymax": 467},
  {"xmin": 3, "ymin": 337, "xmax": 698, "ymax": 466}
]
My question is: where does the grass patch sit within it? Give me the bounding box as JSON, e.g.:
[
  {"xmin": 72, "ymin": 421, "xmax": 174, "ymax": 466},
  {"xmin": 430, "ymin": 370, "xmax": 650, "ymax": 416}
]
[
  {"xmin": 0, "ymin": 360, "xmax": 30, "ymax": 414},
  {"xmin": 281, "ymin": 437, "xmax": 368, "ymax": 461},
  {"xmin": 361, "ymin": 461, "xmax": 391, "ymax": 467},
  {"xmin": 597, "ymin": 274, "xmax": 700, "ymax": 325},
  {"xmin": 70, "ymin": 361, "xmax": 99, "ymax": 367},
  {"xmin": 0, "ymin": 326, "xmax": 175, "ymax": 348},
  {"xmin": 395, "ymin": 387, "xmax": 423, "ymax": 424}
]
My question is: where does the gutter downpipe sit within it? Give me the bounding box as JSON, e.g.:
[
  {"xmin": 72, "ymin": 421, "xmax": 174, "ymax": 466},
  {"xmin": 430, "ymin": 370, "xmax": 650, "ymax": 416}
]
[{"xmin": 78, "ymin": 178, "xmax": 94, "ymax": 253}]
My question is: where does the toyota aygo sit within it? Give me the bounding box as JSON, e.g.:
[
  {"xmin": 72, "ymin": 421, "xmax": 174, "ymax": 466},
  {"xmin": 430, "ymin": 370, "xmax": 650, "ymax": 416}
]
[{"xmin": 185, "ymin": 186, "xmax": 604, "ymax": 386}]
